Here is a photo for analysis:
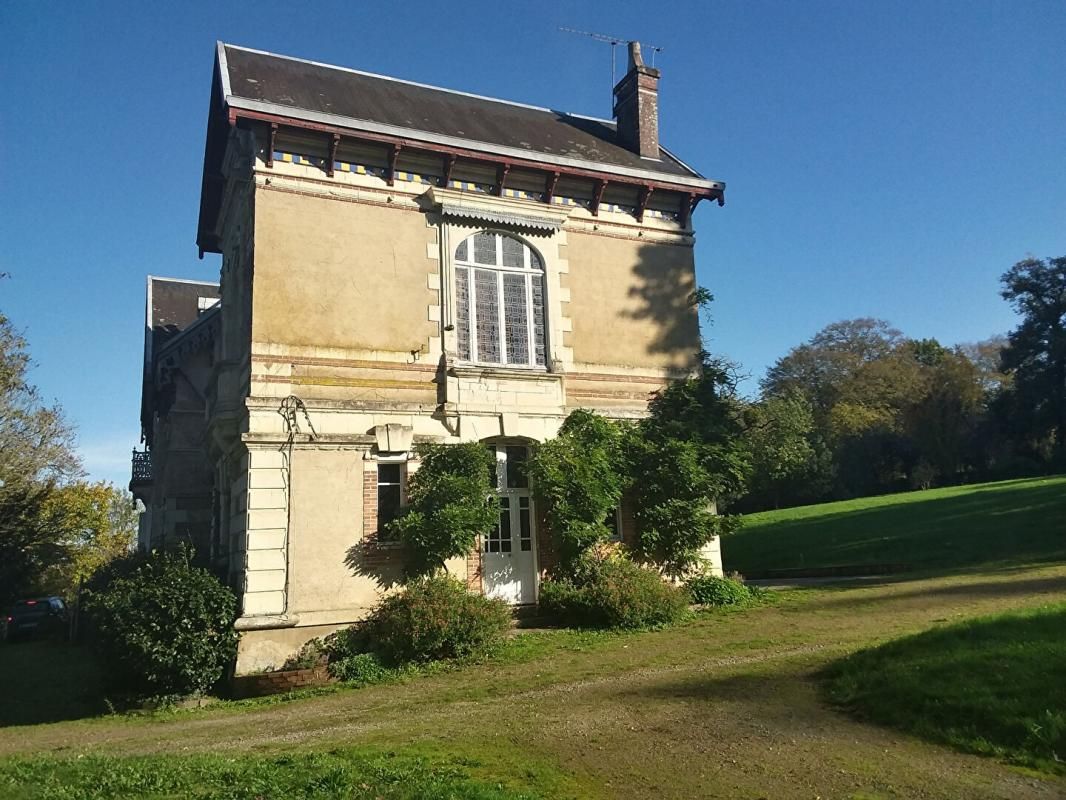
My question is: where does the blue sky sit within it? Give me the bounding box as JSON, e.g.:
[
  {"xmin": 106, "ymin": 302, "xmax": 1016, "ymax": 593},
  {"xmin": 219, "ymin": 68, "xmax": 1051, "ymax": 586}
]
[{"xmin": 2, "ymin": 1, "xmax": 1064, "ymax": 487}]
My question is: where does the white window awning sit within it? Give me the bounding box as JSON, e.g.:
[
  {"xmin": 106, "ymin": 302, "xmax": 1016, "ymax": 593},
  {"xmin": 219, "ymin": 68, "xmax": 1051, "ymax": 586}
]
[{"xmin": 426, "ymin": 187, "xmax": 570, "ymax": 233}]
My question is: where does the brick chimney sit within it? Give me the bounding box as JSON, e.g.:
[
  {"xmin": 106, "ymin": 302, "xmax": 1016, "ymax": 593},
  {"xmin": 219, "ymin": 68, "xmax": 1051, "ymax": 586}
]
[{"xmin": 612, "ymin": 41, "xmax": 660, "ymax": 159}]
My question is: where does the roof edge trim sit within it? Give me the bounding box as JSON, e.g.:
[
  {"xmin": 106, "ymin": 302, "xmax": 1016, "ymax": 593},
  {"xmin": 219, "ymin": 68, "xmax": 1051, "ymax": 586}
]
[
  {"xmin": 147, "ymin": 275, "xmax": 221, "ymax": 288},
  {"xmin": 226, "ymin": 97, "xmax": 724, "ymax": 191},
  {"xmin": 217, "ymin": 41, "xmax": 233, "ymax": 101}
]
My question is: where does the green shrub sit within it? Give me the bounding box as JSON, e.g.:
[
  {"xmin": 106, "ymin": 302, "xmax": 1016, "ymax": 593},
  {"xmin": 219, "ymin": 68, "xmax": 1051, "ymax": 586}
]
[
  {"xmin": 328, "ymin": 652, "xmax": 395, "ymax": 685},
  {"xmin": 85, "ymin": 549, "xmax": 238, "ymax": 700},
  {"xmin": 686, "ymin": 574, "xmax": 759, "ymax": 606},
  {"xmin": 282, "ymin": 637, "xmax": 327, "ymax": 671},
  {"xmin": 359, "ymin": 575, "xmax": 512, "ymax": 665},
  {"xmin": 322, "ymin": 626, "xmax": 365, "ymax": 662},
  {"xmin": 540, "ymin": 555, "xmax": 689, "ymax": 630}
]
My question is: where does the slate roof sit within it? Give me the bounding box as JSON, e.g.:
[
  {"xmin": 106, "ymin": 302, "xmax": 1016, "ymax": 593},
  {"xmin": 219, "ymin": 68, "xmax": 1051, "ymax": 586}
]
[
  {"xmin": 147, "ymin": 277, "xmax": 220, "ymax": 353},
  {"xmin": 199, "ymin": 43, "xmax": 722, "ymax": 253},
  {"xmin": 219, "ymin": 44, "xmax": 705, "ymax": 182}
]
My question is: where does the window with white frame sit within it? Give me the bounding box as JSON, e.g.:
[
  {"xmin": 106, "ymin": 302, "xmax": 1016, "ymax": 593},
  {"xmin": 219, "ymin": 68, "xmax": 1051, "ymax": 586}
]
[{"xmin": 454, "ymin": 231, "xmax": 546, "ymax": 367}]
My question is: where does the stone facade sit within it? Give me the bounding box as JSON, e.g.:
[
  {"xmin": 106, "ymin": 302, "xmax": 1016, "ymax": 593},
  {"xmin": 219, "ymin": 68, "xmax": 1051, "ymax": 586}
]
[{"xmin": 133, "ymin": 43, "xmax": 725, "ymax": 674}]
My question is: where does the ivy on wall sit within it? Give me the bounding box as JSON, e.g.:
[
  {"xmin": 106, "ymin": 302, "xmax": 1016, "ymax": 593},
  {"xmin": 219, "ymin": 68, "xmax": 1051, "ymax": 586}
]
[
  {"xmin": 387, "ymin": 443, "xmax": 498, "ymax": 579},
  {"xmin": 524, "ymin": 410, "xmax": 630, "ymax": 568},
  {"xmin": 529, "ymin": 358, "xmax": 751, "ymax": 578}
]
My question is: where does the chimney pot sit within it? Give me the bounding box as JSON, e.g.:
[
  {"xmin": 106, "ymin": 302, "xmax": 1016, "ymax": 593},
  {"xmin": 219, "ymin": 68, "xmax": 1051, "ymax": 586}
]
[{"xmin": 613, "ymin": 40, "xmax": 660, "ymax": 159}]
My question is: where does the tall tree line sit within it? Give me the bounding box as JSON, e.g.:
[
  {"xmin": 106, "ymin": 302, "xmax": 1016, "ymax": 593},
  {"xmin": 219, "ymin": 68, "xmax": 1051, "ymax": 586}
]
[{"xmin": 741, "ymin": 256, "xmax": 1066, "ymax": 510}]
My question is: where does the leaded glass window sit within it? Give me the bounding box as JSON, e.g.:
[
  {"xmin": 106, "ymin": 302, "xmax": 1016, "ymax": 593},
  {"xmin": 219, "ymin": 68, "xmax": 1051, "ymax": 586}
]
[
  {"xmin": 455, "ymin": 268, "xmax": 471, "ymax": 360},
  {"xmin": 452, "ymin": 232, "xmax": 547, "ymax": 367}
]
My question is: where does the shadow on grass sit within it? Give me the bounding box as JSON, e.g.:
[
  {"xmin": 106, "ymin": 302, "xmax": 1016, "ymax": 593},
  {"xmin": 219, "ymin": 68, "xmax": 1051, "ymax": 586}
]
[
  {"xmin": 0, "ymin": 640, "xmax": 108, "ymax": 727},
  {"xmin": 726, "ymin": 477, "xmax": 1066, "ymax": 575},
  {"xmin": 796, "ymin": 572, "xmax": 1066, "ymax": 611},
  {"xmin": 821, "ymin": 602, "xmax": 1066, "ymax": 774}
]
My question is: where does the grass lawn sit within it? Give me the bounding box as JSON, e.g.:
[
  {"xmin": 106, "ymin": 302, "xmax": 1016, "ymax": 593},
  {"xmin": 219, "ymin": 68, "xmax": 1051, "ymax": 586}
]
[
  {"xmin": 0, "ymin": 639, "xmax": 106, "ymax": 726},
  {"xmin": 725, "ymin": 475, "xmax": 1066, "ymax": 574},
  {"xmin": 3, "ymin": 565, "xmax": 1066, "ymax": 798},
  {"xmin": 823, "ymin": 602, "xmax": 1066, "ymax": 775},
  {"xmin": 0, "ymin": 747, "xmax": 561, "ymax": 799}
]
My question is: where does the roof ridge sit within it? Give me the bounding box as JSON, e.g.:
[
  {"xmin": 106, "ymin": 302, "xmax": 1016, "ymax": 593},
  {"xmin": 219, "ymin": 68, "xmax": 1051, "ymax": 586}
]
[{"xmin": 220, "ymin": 42, "xmax": 617, "ymax": 125}]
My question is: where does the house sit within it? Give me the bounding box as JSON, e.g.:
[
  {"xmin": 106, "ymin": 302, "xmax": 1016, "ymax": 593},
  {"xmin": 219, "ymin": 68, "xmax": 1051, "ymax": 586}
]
[{"xmin": 131, "ymin": 41, "xmax": 725, "ymax": 673}]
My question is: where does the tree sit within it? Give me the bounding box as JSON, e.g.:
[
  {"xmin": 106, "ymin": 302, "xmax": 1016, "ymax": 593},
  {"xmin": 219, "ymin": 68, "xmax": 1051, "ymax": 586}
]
[
  {"xmin": 958, "ymin": 336, "xmax": 1011, "ymax": 395},
  {"xmin": 999, "ymin": 256, "xmax": 1066, "ymax": 450},
  {"xmin": 0, "ymin": 314, "xmax": 79, "ymax": 490},
  {"xmin": 746, "ymin": 390, "xmax": 818, "ymax": 508},
  {"xmin": 762, "ymin": 318, "xmax": 904, "ymax": 418},
  {"xmin": 902, "ymin": 350, "xmax": 985, "ymax": 483},
  {"xmin": 755, "ymin": 321, "xmax": 1001, "ymax": 500},
  {"xmin": 526, "ymin": 410, "xmax": 628, "ymax": 568},
  {"xmin": 387, "ymin": 442, "xmax": 499, "ymax": 579},
  {"xmin": 0, "ymin": 312, "xmax": 82, "ymax": 605},
  {"xmin": 39, "ymin": 481, "xmax": 137, "ymax": 596},
  {"xmin": 629, "ymin": 357, "xmax": 751, "ymax": 577}
]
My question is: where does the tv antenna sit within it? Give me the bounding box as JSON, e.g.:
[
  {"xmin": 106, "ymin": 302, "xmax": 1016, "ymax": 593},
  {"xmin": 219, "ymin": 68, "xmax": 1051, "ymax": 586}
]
[{"xmin": 558, "ymin": 27, "xmax": 663, "ymax": 89}]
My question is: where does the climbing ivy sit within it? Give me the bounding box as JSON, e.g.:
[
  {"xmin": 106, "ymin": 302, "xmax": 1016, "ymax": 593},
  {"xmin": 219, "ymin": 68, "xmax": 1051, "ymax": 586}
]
[
  {"xmin": 387, "ymin": 442, "xmax": 498, "ymax": 579},
  {"xmin": 525, "ymin": 410, "xmax": 630, "ymax": 570}
]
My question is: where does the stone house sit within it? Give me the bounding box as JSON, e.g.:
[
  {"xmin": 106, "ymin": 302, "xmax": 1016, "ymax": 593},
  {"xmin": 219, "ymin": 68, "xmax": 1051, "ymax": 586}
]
[{"xmin": 131, "ymin": 41, "xmax": 725, "ymax": 673}]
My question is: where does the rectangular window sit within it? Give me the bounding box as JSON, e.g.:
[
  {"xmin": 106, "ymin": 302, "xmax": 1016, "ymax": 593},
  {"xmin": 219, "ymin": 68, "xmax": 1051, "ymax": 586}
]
[
  {"xmin": 519, "ymin": 496, "xmax": 532, "ymax": 551},
  {"xmin": 485, "ymin": 497, "xmax": 511, "ymax": 553},
  {"xmin": 605, "ymin": 507, "xmax": 623, "ymax": 542},
  {"xmin": 531, "ymin": 276, "xmax": 546, "ymax": 366},
  {"xmin": 377, "ymin": 463, "xmax": 404, "ymax": 540},
  {"xmin": 505, "ymin": 445, "xmax": 529, "ymax": 489}
]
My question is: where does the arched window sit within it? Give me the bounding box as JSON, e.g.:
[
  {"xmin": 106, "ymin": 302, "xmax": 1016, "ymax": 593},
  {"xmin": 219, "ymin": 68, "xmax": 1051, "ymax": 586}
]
[{"xmin": 453, "ymin": 232, "xmax": 546, "ymax": 367}]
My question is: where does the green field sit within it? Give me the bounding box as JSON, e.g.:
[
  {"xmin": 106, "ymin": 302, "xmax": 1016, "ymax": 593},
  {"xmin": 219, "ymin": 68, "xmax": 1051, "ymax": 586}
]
[
  {"xmin": 824, "ymin": 602, "xmax": 1066, "ymax": 775},
  {"xmin": 4, "ymin": 564, "xmax": 1066, "ymax": 798},
  {"xmin": 3, "ymin": 476, "xmax": 1066, "ymax": 798},
  {"xmin": 725, "ymin": 475, "xmax": 1066, "ymax": 575}
]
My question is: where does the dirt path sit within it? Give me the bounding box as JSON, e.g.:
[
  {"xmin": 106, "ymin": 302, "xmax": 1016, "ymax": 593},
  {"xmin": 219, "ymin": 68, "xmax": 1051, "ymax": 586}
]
[{"xmin": 2, "ymin": 564, "xmax": 1064, "ymax": 799}]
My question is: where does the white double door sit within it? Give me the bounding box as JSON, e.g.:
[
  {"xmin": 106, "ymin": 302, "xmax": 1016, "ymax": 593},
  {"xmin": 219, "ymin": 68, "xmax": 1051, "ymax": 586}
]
[{"xmin": 482, "ymin": 444, "xmax": 537, "ymax": 605}]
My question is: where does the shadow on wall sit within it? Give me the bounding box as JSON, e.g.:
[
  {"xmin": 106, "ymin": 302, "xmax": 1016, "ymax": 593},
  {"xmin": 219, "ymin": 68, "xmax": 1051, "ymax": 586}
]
[
  {"xmin": 623, "ymin": 242, "xmax": 704, "ymax": 361},
  {"xmin": 344, "ymin": 538, "xmax": 405, "ymax": 592}
]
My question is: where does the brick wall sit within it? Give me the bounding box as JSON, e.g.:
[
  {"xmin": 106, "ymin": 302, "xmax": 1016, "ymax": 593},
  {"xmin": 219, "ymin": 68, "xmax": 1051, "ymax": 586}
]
[
  {"xmin": 359, "ymin": 468, "xmax": 405, "ymax": 570},
  {"xmin": 229, "ymin": 664, "xmax": 334, "ymax": 699},
  {"xmin": 465, "ymin": 540, "xmax": 482, "ymax": 591}
]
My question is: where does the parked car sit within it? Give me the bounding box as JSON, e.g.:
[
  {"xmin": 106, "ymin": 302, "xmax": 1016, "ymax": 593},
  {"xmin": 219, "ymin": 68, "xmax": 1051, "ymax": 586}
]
[{"xmin": 4, "ymin": 597, "xmax": 68, "ymax": 642}]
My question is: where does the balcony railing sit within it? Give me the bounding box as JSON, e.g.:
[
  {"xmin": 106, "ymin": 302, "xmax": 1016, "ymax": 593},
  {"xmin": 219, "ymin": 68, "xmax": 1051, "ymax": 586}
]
[{"xmin": 131, "ymin": 450, "xmax": 152, "ymax": 485}]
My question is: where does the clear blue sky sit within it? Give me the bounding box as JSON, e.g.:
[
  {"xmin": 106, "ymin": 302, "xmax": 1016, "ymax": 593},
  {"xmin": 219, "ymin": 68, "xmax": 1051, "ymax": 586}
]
[{"xmin": 2, "ymin": 1, "xmax": 1063, "ymax": 487}]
